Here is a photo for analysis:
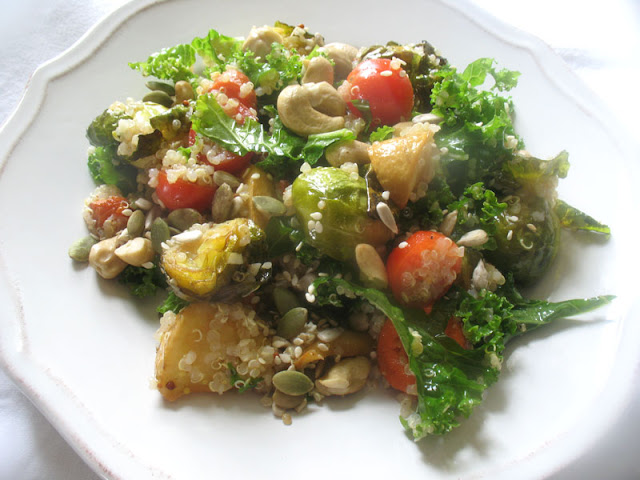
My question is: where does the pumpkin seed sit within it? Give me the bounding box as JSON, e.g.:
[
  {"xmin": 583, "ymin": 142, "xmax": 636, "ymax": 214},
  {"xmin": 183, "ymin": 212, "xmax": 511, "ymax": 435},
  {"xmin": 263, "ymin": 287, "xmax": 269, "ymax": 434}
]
[
  {"xmin": 68, "ymin": 236, "xmax": 97, "ymax": 262},
  {"xmin": 145, "ymin": 80, "xmax": 175, "ymax": 96},
  {"xmin": 167, "ymin": 208, "xmax": 202, "ymax": 231},
  {"xmin": 272, "ymin": 287, "xmax": 301, "ymax": 316},
  {"xmin": 252, "ymin": 196, "xmax": 287, "ymax": 217},
  {"xmin": 277, "ymin": 307, "xmax": 308, "ymax": 340},
  {"xmin": 213, "ymin": 170, "xmax": 241, "ymax": 189},
  {"xmin": 143, "ymin": 90, "xmax": 173, "ymax": 108},
  {"xmin": 272, "ymin": 390, "xmax": 305, "ymax": 410},
  {"xmin": 211, "ymin": 183, "xmax": 234, "ymax": 223},
  {"xmin": 272, "ymin": 370, "xmax": 314, "ymax": 396},
  {"xmin": 126, "ymin": 209, "xmax": 145, "ymax": 237},
  {"xmin": 150, "ymin": 218, "xmax": 170, "ymax": 254}
]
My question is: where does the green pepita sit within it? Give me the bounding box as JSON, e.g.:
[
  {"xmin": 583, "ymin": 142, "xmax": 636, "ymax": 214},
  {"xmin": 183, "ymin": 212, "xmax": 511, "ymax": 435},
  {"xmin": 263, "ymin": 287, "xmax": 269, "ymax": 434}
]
[
  {"xmin": 143, "ymin": 90, "xmax": 174, "ymax": 108},
  {"xmin": 126, "ymin": 209, "xmax": 145, "ymax": 237},
  {"xmin": 167, "ymin": 208, "xmax": 202, "ymax": 231},
  {"xmin": 277, "ymin": 307, "xmax": 308, "ymax": 340},
  {"xmin": 68, "ymin": 236, "xmax": 97, "ymax": 262},
  {"xmin": 151, "ymin": 218, "xmax": 171, "ymax": 254},
  {"xmin": 272, "ymin": 390, "xmax": 305, "ymax": 410},
  {"xmin": 272, "ymin": 370, "xmax": 314, "ymax": 397},
  {"xmin": 145, "ymin": 80, "xmax": 175, "ymax": 96},
  {"xmin": 272, "ymin": 287, "xmax": 301, "ymax": 316},
  {"xmin": 252, "ymin": 196, "xmax": 287, "ymax": 217}
]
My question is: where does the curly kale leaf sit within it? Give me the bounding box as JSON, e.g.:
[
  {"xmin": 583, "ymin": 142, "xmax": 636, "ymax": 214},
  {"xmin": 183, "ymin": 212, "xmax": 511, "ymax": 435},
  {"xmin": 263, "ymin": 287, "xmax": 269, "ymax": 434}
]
[
  {"xmin": 118, "ymin": 264, "xmax": 167, "ymax": 298},
  {"xmin": 314, "ymin": 277, "xmax": 613, "ymax": 439},
  {"xmin": 431, "ymin": 58, "xmax": 522, "ymax": 194},
  {"xmin": 129, "ymin": 44, "xmax": 197, "ymax": 83},
  {"xmin": 157, "ymin": 291, "xmax": 190, "ymax": 315},
  {"xmin": 87, "ymin": 146, "xmax": 138, "ymax": 194}
]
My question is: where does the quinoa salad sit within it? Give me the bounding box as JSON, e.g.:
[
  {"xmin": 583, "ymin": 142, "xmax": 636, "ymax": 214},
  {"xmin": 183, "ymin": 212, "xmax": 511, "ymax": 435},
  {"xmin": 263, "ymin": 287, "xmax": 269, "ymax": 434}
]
[{"xmin": 69, "ymin": 22, "xmax": 613, "ymax": 439}]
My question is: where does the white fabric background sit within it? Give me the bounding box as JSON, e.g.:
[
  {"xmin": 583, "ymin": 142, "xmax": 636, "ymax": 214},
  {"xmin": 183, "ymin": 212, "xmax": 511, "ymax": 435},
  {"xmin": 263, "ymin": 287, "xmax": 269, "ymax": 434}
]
[{"xmin": 0, "ymin": 1, "xmax": 638, "ymax": 478}]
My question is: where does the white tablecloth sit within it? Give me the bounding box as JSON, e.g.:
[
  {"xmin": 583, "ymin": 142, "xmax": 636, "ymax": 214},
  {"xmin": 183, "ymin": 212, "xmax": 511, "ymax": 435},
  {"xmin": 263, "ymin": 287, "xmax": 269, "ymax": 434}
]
[{"xmin": 1, "ymin": 1, "xmax": 638, "ymax": 478}]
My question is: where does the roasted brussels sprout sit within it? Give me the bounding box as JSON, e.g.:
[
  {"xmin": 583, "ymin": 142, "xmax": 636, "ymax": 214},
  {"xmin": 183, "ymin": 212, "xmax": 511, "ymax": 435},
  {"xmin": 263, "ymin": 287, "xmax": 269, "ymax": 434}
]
[
  {"xmin": 150, "ymin": 104, "xmax": 191, "ymax": 142},
  {"xmin": 161, "ymin": 218, "xmax": 266, "ymax": 299},
  {"xmin": 291, "ymin": 167, "xmax": 393, "ymax": 262},
  {"xmin": 86, "ymin": 109, "xmax": 132, "ymax": 148},
  {"xmin": 486, "ymin": 194, "xmax": 560, "ymax": 285}
]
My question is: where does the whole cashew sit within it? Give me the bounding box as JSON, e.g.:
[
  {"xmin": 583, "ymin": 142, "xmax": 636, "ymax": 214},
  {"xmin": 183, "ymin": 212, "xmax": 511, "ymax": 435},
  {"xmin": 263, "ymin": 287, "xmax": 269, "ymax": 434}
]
[
  {"xmin": 302, "ymin": 56, "xmax": 334, "ymax": 85},
  {"xmin": 318, "ymin": 42, "xmax": 359, "ymax": 81},
  {"xmin": 242, "ymin": 26, "xmax": 283, "ymax": 59},
  {"xmin": 277, "ymin": 82, "xmax": 346, "ymax": 136}
]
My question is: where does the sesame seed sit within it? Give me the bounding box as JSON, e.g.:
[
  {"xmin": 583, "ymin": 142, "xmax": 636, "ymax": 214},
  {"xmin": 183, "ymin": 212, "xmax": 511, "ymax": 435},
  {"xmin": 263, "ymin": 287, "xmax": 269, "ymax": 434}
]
[
  {"xmin": 398, "ymin": 241, "xmax": 409, "ymax": 249},
  {"xmin": 382, "ymin": 191, "xmax": 391, "ymax": 201},
  {"xmin": 526, "ymin": 223, "xmax": 537, "ymax": 232},
  {"xmin": 305, "ymin": 293, "xmax": 316, "ymax": 303},
  {"xmin": 507, "ymin": 230, "xmax": 514, "ymax": 240},
  {"xmin": 310, "ymin": 212, "xmax": 323, "ymax": 221},
  {"xmin": 380, "ymin": 70, "xmax": 393, "ymax": 77},
  {"xmin": 315, "ymin": 222, "xmax": 324, "ymax": 234}
]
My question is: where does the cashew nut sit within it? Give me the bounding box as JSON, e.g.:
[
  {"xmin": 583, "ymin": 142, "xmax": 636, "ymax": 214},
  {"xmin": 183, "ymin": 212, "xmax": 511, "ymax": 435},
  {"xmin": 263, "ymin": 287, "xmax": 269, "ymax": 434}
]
[
  {"xmin": 115, "ymin": 237, "xmax": 155, "ymax": 267},
  {"xmin": 325, "ymin": 139, "xmax": 370, "ymax": 167},
  {"xmin": 315, "ymin": 356, "xmax": 371, "ymax": 396},
  {"xmin": 302, "ymin": 56, "xmax": 334, "ymax": 85},
  {"xmin": 243, "ymin": 26, "xmax": 283, "ymax": 59},
  {"xmin": 89, "ymin": 236, "xmax": 128, "ymax": 279},
  {"xmin": 319, "ymin": 42, "xmax": 359, "ymax": 81},
  {"xmin": 277, "ymin": 82, "xmax": 346, "ymax": 136}
]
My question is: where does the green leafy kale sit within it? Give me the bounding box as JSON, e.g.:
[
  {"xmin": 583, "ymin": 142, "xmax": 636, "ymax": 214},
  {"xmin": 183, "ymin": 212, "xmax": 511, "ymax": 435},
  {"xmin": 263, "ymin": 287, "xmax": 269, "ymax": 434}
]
[
  {"xmin": 157, "ymin": 291, "xmax": 190, "ymax": 315},
  {"xmin": 369, "ymin": 125, "xmax": 395, "ymax": 143},
  {"xmin": 446, "ymin": 182, "xmax": 507, "ymax": 249},
  {"xmin": 191, "ymin": 29, "xmax": 242, "ymax": 71},
  {"xmin": 227, "ymin": 363, "xmax": 263, "ymax": 393},
  {"xmin": 129, "ymin": 44, "xmax": 197, "ymax": 83},
  {"xmin": 313, "ymin": 276, "xmax": 613, "ymax": 439},
  {"xmin": 118, "ymin": 264, "xmax": 167, "ymax": 298},
  {"xmin": 87, "ymin": 146, "xmax": 138, "ymax": 194},
  {"xmin": 554, "ymin": 199, "xmax": 611, "ymax": 236},
  {"xmin": 430, "ymin": 58, "xmax": 522, "ymax": 194},
  {"xmin": 191, "ymin": 93, "xmax": 354, "ymax": 179}
]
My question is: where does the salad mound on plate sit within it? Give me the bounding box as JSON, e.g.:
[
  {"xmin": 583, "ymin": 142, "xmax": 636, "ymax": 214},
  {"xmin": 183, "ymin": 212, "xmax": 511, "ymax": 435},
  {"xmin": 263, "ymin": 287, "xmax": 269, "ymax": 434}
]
[{"xmin": 69, "ymin": 22, "xmax": 613, "ymax": 438}]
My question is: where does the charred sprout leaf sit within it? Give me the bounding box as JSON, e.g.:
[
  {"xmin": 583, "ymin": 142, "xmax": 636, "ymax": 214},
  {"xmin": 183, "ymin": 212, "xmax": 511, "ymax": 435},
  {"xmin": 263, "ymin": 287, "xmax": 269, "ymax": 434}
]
[
  {"xmin": 129, "ymin": 44, "xmax": 197, "ymax": 83},
  {"xmin": 150, "ymin": 104, "xmax": 191, "ymax": 141},
  {"xmin": 554, "ymin": 199, "xmax": 611, "ymax": 236},
  {"xmin": 87, "ymin": 146, "xmax": 138, "ymax": 194},
  {"xmin": 86, "ymin": 109, "xmax": 131, "ymax": 148},
  {"xmin": 118, "ymin": 264, "xmax": 167, "ymax": 298},
  {"xmin": 499, "ymin": 150, "xmax": 570, "ymax": 197},
  {"xmin": 317, "ymin": 277, "xmax": 614, "ymax": 439},
  {"xmin": 161, "ymin": 219, "xmax": 266, "ymax": 299},
  {"xmin": 157, "ymin": 291, "xmax": 190, "ymax": 315},
  {"xmin": 292, "ymin": 167, "xmax": 393, "ymax": 262}
]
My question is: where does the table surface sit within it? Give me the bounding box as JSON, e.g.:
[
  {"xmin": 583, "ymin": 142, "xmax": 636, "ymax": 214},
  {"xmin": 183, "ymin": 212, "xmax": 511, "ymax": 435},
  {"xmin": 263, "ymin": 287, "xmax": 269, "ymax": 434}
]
[{"xmin": 1, "ymin": 1, "xmax": 638, "ymax": 479}]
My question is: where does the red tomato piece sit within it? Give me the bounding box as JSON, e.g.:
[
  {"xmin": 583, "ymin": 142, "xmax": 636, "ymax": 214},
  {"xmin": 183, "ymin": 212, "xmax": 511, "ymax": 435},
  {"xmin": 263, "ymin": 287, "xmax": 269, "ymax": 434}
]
[
  {"xmin": 344, "ymin": 58, "xmax": 414, "ymax": 128},
  {"xmin": 377, "ymin": 319, "xmax": 416, "ymax": 394},
  {"xmin": 89, "ymin": 195, "xmax": 129, "ymax": 231},
  {"xmin": 444, "ymin": 316, "xmax": 472, "ymax": 350},
  {"xmin": 386, "ymin": 231, "xmax": 463, "ymax": 308},
  {"xmin": 155, "ymin": 170, "xmax": 217, "ymax": 212},
  {"xmin": 210, "ymin": 68, "xmax": 257, "ymax": 110},
  {"xmin": 188, "ymin": 129, "xmax": 252, "ymax": 174}
]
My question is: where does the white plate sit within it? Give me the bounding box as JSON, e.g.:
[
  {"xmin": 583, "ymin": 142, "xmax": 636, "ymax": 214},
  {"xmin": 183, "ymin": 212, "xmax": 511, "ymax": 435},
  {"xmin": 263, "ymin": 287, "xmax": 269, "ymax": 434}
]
[{"xmin": 0, "ymin": 0, "xmax": 638, "ymax": 478}]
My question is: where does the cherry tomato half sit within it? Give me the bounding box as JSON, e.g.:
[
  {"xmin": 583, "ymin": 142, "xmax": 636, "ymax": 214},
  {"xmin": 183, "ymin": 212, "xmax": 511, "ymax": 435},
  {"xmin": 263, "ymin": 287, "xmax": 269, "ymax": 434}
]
[
  {"xmin": 188, "ymin": 129, "xmax": 252, "ymax": 174},
  {"xmin": 210, "ymin": 68, "xmax": 257, "ymax": 111},
  {"xmin": 386, "ymin": 231, "xmax": 463, "ymax": 309},
  {"xmin": 377, "ymin": 319, "xmax": 416, "ymax": 394},
  {"xmin": 89, "ymin": 195, "xmax": 129, "ymax": 231},
  {"xmin": 155, "ymin": 170, "xmax": 217, "ymax": 212},
  {"xmin": 344, "ymin": 58, "xmax": 414, "ymax": 128}
]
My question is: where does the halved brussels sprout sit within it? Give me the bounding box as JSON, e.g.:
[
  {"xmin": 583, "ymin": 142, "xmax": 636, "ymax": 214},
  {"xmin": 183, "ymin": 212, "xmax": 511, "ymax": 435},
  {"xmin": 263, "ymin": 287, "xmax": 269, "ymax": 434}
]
[
  {"xmin": 486, "ymin": 194, "xmax": 560, "ymax": 285},
  {"xmin": 292, "ymin": 167, "xmax": 393, "ymax": 262},
  {"xmin": 161, "ymin": 218, "xmax": 265, "ymax": 298}
]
